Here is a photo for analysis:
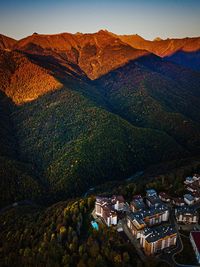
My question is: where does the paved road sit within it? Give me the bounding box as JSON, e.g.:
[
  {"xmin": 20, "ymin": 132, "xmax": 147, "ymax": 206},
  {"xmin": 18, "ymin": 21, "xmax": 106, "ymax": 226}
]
[
  {"xmin": 157, "ymin": 206, "xmax": 183, "ymax": 266},
  {"xmin": 159, "ymin": 205, "xmax": 199, "ymax": 267}
]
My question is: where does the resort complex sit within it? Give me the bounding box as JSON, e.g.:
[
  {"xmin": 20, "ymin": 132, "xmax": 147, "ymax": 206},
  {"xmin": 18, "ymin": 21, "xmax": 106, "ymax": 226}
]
[{"xmin": 93, "ymin": 173, "xmax": 200, "ymax": 263}]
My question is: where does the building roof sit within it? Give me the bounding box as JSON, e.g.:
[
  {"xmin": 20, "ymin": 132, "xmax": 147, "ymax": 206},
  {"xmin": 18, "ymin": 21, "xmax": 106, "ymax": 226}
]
[
  {"xmin": 111, "ymin": 195, "xmax": 125, "ymax": 204},
  {"xmin": 159, "ymin": 192, "xmax": 171, "ymax": 199},
  {"xmin": 186, "ymin": 176, "xmax": 193, "ymax": 180},
  {"xmin": 172, "ymin": 197, "xmax": 185, "ymax": 204},
  {"xmin": 186, "ymin": 184, "xmax": 199, "ymax": 191},
  {"xmin": 96, "ymin": 195, "xmax": 125, "ymax": 206},
  {"xmin": 146, "ymin": 195, "xmax": 162, "ymax": 205},
  {"xmin": 192, "ymin": 191, "xmax": 200, "ymax": 198},
  {"xmin": 128, "ymin": 204, "xmax": 169, "ymax": 226},
  {"xmin": 191, "ymin": 231, "xmax": 200, "ymax": 254},
  {"xmin": 184, "ymin": 194, "xmax": 194, "ymax": 201},
  {"xmin": 146, "ymin": 189, "xmax": 157, "ymax": 197},
  {"xmin": 96, "ymin": 196, "xmax": 110, "ymax": 204},
  {"xmin": 127, "ymin": 212, "xmax": 145, "ymax": 226},
  {"xmin": 131, "ymin": 197, "xmax": 146, "ymax": 210},
  {"xmin": 175, "ymin": 206, "xmax": 198, "ymax": 216},
  {"xmin": 193, "ymin": 174, "xmax": 200, "ymax": 179},
  {"xmin": 143, "ymin": 225, "xmax": 177, "ymax": 243}
]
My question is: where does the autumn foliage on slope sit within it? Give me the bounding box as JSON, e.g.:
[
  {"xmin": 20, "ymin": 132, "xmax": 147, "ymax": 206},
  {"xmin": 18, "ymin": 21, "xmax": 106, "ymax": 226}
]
[
  {"xmin": 0, "ymin": 50, "xmax": 62, "ymax": 104},
  {"xmin": 0, "ymin": 34, "xmax": 16, "ymax": 50}
]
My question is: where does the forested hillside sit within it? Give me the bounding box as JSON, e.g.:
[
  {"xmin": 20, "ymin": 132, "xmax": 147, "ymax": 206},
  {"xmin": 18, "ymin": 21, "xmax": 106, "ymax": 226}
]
[
  {"xmin": 0, "ymin": 197, "xmax": 165, "ymax": 267},
  {"xmin": 0, "ymin": 93, "xmax": 43, "ymax": 208},
  {"xmin": 96, "ymin": 55, "xmax": 200, "ymax": 153},
  {"xmin": 0, "ymin": 31, "xmax": 200, "ymax": 207}
]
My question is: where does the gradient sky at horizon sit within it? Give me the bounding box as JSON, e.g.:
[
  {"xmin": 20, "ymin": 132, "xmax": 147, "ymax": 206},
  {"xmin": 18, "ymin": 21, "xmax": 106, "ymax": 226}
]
[{"xmin": 0, "ymin": 0, "xmax": 200, "ymax": 40}]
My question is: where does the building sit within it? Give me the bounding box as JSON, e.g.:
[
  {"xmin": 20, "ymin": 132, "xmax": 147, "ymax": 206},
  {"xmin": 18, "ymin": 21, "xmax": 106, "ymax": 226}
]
[
  {"xmin": 193, "ymin": 174, "xmax": 200, "ymax": 182},
  {"xmin": 159, "ymin": 192, "xmax": 171, "ymax": 203},
  {"xmin": 146, "ymin": 189, "xmax": 157, "ymax": 197},
  {"xmin": 192, "ymin": 191, "xmax": 200, "ymax": 202},
  {"xmin": 186, "ymin": 183, "xmax": 199, "ymax": 193},
  {"xmin": 95, "ymin": 196, "xmax": 117, "ymax": 226},
  {"xmin": 127, "ymin": 204, "xmax": 169, "ymax": 238},
  {"xmin": 130, "ymin": 195, "xmax": 146, "ymax": 212},
  {"xmin": 175, "ymin": 206, "xmax": 199, "ymax": 224},
  {"xmin": 190, "ymin": 231, "xmax": 200, "ymax": 264},
  {"xmin": 102, "ymin": 206, "xmax": 117, "ymax": 226},
  {"xmin": 184, "ymin": 194, "xmax": 195, "ymax": 205},
  {"xmin": 127, "ymin": 213, "xmax": 146, "ymax": 239},
  {"xmin": 140, "ymin": 225, "xmax": 177, "ymax": 255},
  {"xmin": 146, "ymin": 194, "xmax": 163, "ymax": 208},
  {"xmin": 184, "ymin": 176, "xmax": 194, "ymax": 185},
  {"xmin": 192, "ymin": 175, "xmax": 200, "ymax": 186},
  {"xmin": 111, "ymin": 195, "xmax": 125, "ymax": 211},
  {"xmin": 95, "ymin": 197, "xmax": 109, "ymax": 217},
  {"xmin": 172, "ymin": 197, "xmax": 185, "ymax": 206}
]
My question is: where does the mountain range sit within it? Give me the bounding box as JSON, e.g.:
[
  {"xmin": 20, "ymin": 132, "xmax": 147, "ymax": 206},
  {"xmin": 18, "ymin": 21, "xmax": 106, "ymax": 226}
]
[{"xmin": 0, "ymin": 30, "xmax": 200, "ymax": 207}]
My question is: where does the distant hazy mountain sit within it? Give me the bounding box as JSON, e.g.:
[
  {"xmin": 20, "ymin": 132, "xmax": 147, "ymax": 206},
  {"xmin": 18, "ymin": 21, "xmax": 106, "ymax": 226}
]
[
  {"xmin": 0, "ymin": 30, "xmax": 200, "ymax": 206},
  {"xmin": 117, "ymin": 34, "xmax": 200, "ymax": 56}
]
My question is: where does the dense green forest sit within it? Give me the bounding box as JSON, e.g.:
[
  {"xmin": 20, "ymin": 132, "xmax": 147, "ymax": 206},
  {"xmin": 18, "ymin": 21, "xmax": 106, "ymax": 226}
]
[
  {"xmin": 1, "ymin": 49, "xmax": 200, "ymax": 207},
  {"xmin": 12, "ymin": 85, "xmax": 185, "ymax": 201},
  {"xmin": 96, "ymin": 55, "xmax": 200, "ymax": 153},
  {"xmin": 0, "ymin": 93, "xmax": 43, "ymax": 207}
]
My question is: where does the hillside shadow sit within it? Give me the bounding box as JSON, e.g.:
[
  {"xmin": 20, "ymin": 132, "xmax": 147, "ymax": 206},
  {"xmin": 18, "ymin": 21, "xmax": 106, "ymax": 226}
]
[{"xmin": 165, "ymin": 49, "xmax": 200, "ymax": 72}]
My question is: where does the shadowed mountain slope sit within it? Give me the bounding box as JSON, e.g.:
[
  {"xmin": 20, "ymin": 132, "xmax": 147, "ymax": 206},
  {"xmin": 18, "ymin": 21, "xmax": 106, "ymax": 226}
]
[
  {"xmin": 0, "ymin": 92, "xmax": 43, "ymax": 207},
  {"xmin": 117, "ymin": 33, "xmax": 200, "ymax": 71},
  {"xmin": 0, "ymin": 31, "xmax": 200, "ymax": 206},
  {"xmin": 96, "ymin": 54, "xmax": 200, "ymax": 153},
  {"xmin": 11, "ymin": 81, "xmax": 185, "ymax": 199},
  {"xmin": 165, "ymin": 50, "xmax": 200, "ymax": 71}
]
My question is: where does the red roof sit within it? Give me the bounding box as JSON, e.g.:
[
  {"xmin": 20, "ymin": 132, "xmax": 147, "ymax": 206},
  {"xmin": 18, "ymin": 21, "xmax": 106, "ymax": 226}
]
[
  {"xmin": 159, "ymin": 192, "xmax": 171, "ymax": 199},
  {"xmin": 191, "ymin": 231, "xmax": 200, "ymax": 253}
]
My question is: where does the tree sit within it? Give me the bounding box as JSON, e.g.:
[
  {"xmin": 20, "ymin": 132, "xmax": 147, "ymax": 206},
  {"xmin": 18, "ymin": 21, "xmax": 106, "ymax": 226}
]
[{"xmin": 123, "ymin": 252, "xmax": 130, "ymax": 263}]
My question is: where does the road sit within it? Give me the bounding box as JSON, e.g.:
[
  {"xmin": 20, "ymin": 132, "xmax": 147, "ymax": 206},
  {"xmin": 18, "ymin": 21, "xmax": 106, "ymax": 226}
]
[
  {"xmin": 159, "ymin": 203, "xmax": 200, "ymax": 267},
  {"xmin": 122, "ymin": 202, "xmax": 199, "ymax": 267},
  {"xmin": 158, "ymin": 206, "xmax": 184, "ymax": 266}
]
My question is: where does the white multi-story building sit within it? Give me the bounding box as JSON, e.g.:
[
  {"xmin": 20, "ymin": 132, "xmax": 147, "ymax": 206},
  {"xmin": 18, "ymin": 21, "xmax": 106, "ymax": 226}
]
[
  {"xmin": 184, "ymin": 176, "xmax": 194, "ymax": 185},
  {"xmin": 184, "ymin": 194, "xmax": 195, "ymax": 205},
  {"xmin": 130, "ymin": 195, "xmax": 146, "ymax": 212},
  {"xmin": 127, "ymin": 204, "xmax": 169, "ymax": 239},
  {"xmin": 111, "ymin": 195, "xmax": 125, "ymax": 211},
  {"xmin": 95, "ymin": 196, "xmax": 123, "ymax": 226},
  {"xmin": 140, "ymin": 225, "xmax": 177, "ymax": 255},
  {"xmin": 175, "ymin": 206, "xmax": 198, "ymax": 224},
  {"xmin": 193, "ymin": 174, "xmax": 200, "ymax": 182}
]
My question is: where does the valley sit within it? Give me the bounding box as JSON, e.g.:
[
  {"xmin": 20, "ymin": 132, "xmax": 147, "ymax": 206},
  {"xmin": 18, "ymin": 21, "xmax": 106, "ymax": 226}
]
[
  {"xmin": 0, "ymin": 29, "xmax": 200, "ymax": 267},
  {"xmin": 0, "ymin": 31, "xmax": 200, "ymax": 208}
]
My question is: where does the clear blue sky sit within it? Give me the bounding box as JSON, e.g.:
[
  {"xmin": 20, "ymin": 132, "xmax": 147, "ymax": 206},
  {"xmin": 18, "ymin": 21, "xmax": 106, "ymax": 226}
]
[{"xmin": 0, "ymin": 0, "xmax": 200, "ymax": 40}]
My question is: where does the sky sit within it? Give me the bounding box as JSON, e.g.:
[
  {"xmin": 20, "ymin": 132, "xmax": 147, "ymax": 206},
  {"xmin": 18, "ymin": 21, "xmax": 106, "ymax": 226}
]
[{"xmin": 0, "ymin": 0, "xmax": 200, "ymax": 40}]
